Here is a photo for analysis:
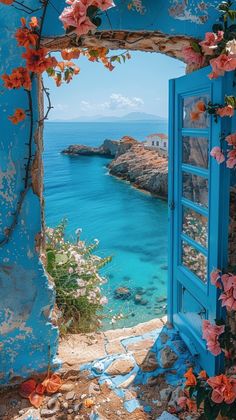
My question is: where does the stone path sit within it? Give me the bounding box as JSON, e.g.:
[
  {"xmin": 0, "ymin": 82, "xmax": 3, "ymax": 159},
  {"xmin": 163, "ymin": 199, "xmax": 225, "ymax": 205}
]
[{"xmin": 0, "ymin": 317, "xmax": 200, "ymax": 419}]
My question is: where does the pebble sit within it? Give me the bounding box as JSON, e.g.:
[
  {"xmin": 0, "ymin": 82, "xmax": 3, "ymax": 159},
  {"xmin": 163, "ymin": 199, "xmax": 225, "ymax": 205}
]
[
  {"xmin": 73, "ymin": 403, "xmax": 82, "ymax": 412},
  {"xmin": 68, "ymin": 409, "xmax": 74, "ymax": 414},
  {"xmin": 65, "ymin": 391, "xmax": 75, "ymax": 400},
  {"xmin": 47, "ymin": 396, "xmax": 58, "ymax": 410},
  {"xmin": 60, "ymin": 383, "xmax": 75, "ymax": 392},
  {"xmin": 62, "ymin": 402, "xmax": 69, "ymax": 409},
  {"xmin": 41, "ymin": 407, "xmax": 59, "ymax": 418}
]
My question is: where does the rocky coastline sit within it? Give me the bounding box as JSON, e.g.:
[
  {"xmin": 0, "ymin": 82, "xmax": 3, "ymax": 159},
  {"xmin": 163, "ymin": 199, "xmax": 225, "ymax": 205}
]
[{"xmin": 62, "ymin": 136, "xmax": 168, "ymax": 199}]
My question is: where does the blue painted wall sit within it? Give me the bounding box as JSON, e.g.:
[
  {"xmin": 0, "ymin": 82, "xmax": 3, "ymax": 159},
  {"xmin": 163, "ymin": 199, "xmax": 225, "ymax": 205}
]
[{"xmin": 0, "ymin": 0, "xmax": 228, "ymax": 384}]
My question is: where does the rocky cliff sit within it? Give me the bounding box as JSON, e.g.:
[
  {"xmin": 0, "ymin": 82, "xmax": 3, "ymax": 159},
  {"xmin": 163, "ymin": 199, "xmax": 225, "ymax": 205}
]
[
  {"xmin": 109, "ymin": 143, "xmax": 168, "ymax": 198},
  {"xmin": 62, "ymin": 137, "xmax": 168, "ymax": 199}
]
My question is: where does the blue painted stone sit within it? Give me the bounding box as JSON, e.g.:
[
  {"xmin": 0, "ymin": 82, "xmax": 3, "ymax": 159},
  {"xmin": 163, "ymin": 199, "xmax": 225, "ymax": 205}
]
[{"xmin": 124, "ymin": 399, "xmax": 140, "ymax": 413}]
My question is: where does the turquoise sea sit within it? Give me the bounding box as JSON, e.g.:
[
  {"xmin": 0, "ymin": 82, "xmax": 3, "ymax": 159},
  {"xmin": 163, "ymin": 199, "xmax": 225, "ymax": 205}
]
[{"xmin": 44, "ymin": 121, "xmax": 168, "ymax": 329}]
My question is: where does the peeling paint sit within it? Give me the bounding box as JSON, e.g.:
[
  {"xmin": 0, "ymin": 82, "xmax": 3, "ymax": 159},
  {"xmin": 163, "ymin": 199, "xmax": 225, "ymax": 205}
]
[{"xmin": 168, "ymin": 0, "xmax": 219, "ymax": 24}]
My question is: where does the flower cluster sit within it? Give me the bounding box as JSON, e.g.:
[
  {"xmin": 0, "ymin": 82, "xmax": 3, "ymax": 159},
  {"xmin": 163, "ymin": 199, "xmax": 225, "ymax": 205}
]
[
  {"xmin": 183, "ymin": 2, "xmax": 236, "ymax": 78},
  {"xmin": 178, "ymin": 368, "xmax": 236, "ymax": 418},
  {"xmin": 59, "ymin": 0, "xmax": 115, "ymax": 37},
  {"xmin": 211, "ymin": 270, "xmax": 236, "ymax": 311},
  {"xmin": 19, "ymin": 374, "xmax": 62, "ymax": 409},
  {"xmin": 44, "ymin": 222, "xmax": 111, "ymax": 334},
  {"xmin": 202, "ymin": 320, "xmax": 225, "ymax": 356}
]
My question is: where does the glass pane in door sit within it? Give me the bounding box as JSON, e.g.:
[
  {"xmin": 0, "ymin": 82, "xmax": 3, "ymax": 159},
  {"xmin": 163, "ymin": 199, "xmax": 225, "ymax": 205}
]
[
  {"xmin": 182, "ymin": 207, "xmax": 208, "ymax": 248},
  {"xmin": 183, "ymin": 136, "xmax": 208, "ymax": 169},
  {"xmin": 183, "ymin": 172, "xmax": 208, "ymax": 208}
]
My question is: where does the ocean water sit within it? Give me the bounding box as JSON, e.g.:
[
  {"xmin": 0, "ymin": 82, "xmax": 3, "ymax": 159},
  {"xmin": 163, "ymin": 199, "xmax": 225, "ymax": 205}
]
[{"xmin": 44, "ymin": 121, "xmax": 168, "ymax": 329}]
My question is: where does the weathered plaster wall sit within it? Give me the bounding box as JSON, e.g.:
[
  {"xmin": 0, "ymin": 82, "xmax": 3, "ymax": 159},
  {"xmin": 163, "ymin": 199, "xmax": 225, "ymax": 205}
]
[
  {"xmin": 0, "ymin": 0, "xmax": 228, "ymax": 385},
  {"xmin": 0, "ymin": 4, "xmax": 58, "ymax": 385}
]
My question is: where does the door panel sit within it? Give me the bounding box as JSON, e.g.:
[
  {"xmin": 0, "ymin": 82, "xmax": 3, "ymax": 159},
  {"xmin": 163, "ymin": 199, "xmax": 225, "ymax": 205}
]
[{"xmin": 168, "ymin": 67, "xmax": 231, "ymax": 375}]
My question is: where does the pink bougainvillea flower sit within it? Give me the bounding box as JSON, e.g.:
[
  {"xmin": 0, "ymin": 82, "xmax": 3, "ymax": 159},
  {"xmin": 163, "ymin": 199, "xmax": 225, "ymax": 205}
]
[
  {"xmin": 93, "ymin": 0, "xmax": 115, "ymax": 10},
  {"xmin": 199, "ymin": 31, "xmax": 223, "ymax": 56},
  {"xmin": 226, "ymin": 149, "xmax": 236, "ymax": 169},
  {"xmin": 225, "ymin": 133, "xmax": 236, "ymax": 146},
  {"xmin": 219, "ymin": 274, "xmax": 236, "ymax": 310},
  {"xmin": 216, "ymin": 105, "xmax": 234, "ymax": 118},
  {"xmin": 226, "ymin": 39, "xmax": 236, "ymax": 57},
  {"xmin": 202, "ymin": 320, "xmax": 225, "ymax": 356},
  {"xmin": 183, "ymin": 46, "xmax": 205, "ymax": 67},
  {"xmin": 207, "ymin": 375, "xmax": 236, "ymax": 405},
  {"xmin": 210, "ymin": 146, "xmax": 225, "ymax": 164},
  {"xmin": 177, "ymin": 396, "xmax": 187, "ymax": 409},
  {"xmin": 59, "ymin": 1, "xmax": 87, "ymax": 29},
  {"xmin": 210, "ymin": 269, "xmax": 222, "ymax": 289},
  {"xmin": 209, "ymin": 54, "xmax": 236, "ymax": 79},
  {"xmin": 74, "ymin": 15, "xmax": 96, "ymax": 36}
]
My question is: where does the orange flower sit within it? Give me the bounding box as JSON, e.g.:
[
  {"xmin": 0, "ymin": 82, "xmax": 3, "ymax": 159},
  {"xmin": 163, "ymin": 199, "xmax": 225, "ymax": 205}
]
[
  {"xmin": 42, "ymin": 373, "xmax": 62, "ymax": 394},
  {"xmin": 61, "ymin": 48, "xmax": 80, "ymax": 60},
  {"xmin": 184, "ymin": 368, "xmax": 197, "ymax": 387},
  {"xmin": 196, "ymin": 101, "xmax": 206, "ymax": 112},
  {"xmin": 0, "ymin": 0, "xmax": 14, "ymax": 4},
  {"xmin": 19, "ymin": 379, "xmax": 37, "ymax": 398},
  {"xmin": 2, "ymin": 67, "xmax": 31, "ymax": 90},
  {"xmin": 199, "ymin": 370, "xmax": 207, "ymax": 380},
  {"xmin": 8, "ymin": 108, "xmax": 26, "ymax": 124},
  {"xmin": 35, "ymin": 383, "xmax": 46, "ymax": 395},
  {"xmin": 29, "ymin": 391, "xmax": 44, "ymax": 408},
  {"xmin": 15, "ymin": 27, "xmax": 38, "ymax": 48},
  {"xmin": 190, "ymin": 111, "xmax": 201, "ymax": 121},
  {"xmin": 29, "ymin": 17, "xmax": 39, "ymax": 28},
  {"xmin": 186, "ymin": 398, "xmax": 197, "ymax": 412},
  {"xmin": 22, "ymin": 48, "xmax": 57, "ymax": 73},
  {"xmin": 208, "ymin": 374, "xmax": 236, "ymax": 405},
  {"xmin": 84, "ymin": 398, "xmax": 95, "ymax": 408}
]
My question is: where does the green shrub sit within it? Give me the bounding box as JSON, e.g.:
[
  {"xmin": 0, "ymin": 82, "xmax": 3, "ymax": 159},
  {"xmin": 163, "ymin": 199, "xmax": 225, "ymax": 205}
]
[{"xmin": 43, "ymin": 221, "xmax": 111, "ymax": 334}]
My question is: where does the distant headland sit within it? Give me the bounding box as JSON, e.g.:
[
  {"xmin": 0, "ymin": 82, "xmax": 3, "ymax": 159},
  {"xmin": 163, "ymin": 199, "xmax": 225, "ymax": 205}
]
[{"xmin": 62, "ymin": 136, "xmax": 168, "ymax": 199}]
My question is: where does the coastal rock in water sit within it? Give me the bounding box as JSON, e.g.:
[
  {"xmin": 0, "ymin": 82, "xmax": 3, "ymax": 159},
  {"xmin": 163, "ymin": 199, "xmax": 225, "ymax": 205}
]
[
  {"xmin": 109, "ymin": 143, "xmax": 168, "ymax": 198},
  {"xmin": 114, "ymin": 287, "xmax": 132, "ymax": 300},
  {"xmin": 62, "ymin": 136, "xmax": 168, "ymax": 198}
]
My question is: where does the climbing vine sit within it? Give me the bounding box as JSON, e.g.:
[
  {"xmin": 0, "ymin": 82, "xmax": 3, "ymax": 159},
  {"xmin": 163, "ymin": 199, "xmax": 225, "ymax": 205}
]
[{"xmin": 0, "ymin": 0, "xmax": 131, "ymax": 247}]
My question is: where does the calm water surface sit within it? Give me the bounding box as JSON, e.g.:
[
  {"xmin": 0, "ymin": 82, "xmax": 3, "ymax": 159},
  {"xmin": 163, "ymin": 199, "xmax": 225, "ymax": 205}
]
[{"xmin": 44, "ymin": 121, "xmax": 168, "ymax": 329}]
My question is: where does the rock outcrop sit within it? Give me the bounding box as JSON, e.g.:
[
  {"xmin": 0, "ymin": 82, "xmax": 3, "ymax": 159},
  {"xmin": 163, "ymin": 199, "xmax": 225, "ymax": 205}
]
[
  {"xmin": 109, "ymin": 142, "xmax": 168, "ymax": 199},
  {"xmin": 62, "ymin": 136, "xmax": 137, "ymax": 158},
  {"xmin": 62, "ymin": 136, "xmax": 168, "ymax": 198}
]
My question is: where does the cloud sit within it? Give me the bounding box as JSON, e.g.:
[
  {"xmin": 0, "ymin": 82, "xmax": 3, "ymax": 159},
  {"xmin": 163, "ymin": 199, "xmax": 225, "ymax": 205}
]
[
  {"xmin": 108, "ymin": 93, "xmax": 144, "ymax": 110},
  {"xmin": 80, "ymin": 93, "xmax": 144, "ymax": 113},
  {"xmin": 54, "ymin": 103, "xmax": 69, "ymax": 111}
]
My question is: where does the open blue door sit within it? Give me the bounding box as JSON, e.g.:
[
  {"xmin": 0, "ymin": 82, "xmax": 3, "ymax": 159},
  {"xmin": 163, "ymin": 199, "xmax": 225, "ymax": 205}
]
[{"xmin": 168, "ymin": 66, "xmax": 232, "ymax": 376}]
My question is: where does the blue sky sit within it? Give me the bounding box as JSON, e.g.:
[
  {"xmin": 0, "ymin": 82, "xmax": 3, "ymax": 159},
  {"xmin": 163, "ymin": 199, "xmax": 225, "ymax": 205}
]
[{"xmin": 44, "ymin": 51, "xmax": 185, "ymax": 121}]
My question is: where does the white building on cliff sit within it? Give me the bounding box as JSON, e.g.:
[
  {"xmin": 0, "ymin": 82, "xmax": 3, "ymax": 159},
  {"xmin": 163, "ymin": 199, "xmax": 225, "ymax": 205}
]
[{"xmin": 145, "ymin": 133, "xmax": 168, "ymax": 153}]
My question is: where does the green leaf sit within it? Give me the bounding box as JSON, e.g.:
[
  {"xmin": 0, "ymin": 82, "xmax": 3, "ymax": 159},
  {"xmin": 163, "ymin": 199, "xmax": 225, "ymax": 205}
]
[
  {"xmin": 92, "ymin": 16, "xmax": 102, "ymax": 27},
  {"xmin": 196, "ymin": 387, "xmax": 206, "ymax": 409},
  {"xmin": 55, "ymin": 253, "xmax": 68, "ymax": 265},
  {"xmin": 46, "ymin": 250, "xmax": 55, "ymax": 272},
  {"xmin": 190, "ymin": 41, "xmax": 202, "ymax": 53},
  {"xmin": 228, "ymin": 9, "xmax": 236, "ymax": 21},
  {"xmin": 212, "ymin": 23, "xmax": 224, "ymax": 32},
  {"xmin": 110, "ymin": 56, "xmax": 118, "ymax": 62},
  {"xmin": 116, "ymin": 56, "xmax": 121, "ymax": 64},
  {"xmin": 87, "ymin": 5, "xmax": 99, "ymax": 18},
  {"xmin": 121, "ymin": 54, "xmax": 126, "ymax": 63}
]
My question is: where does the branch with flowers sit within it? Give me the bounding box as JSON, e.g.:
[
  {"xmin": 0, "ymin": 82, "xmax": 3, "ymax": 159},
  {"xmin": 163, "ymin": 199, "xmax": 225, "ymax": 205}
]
[
  {"xmin": 0, "ymin": 0, "xmax": 130, "ymax": 247},
  {"xmin": 178, "ymin": 271, "xmax": 236, "ymax": 419}
]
